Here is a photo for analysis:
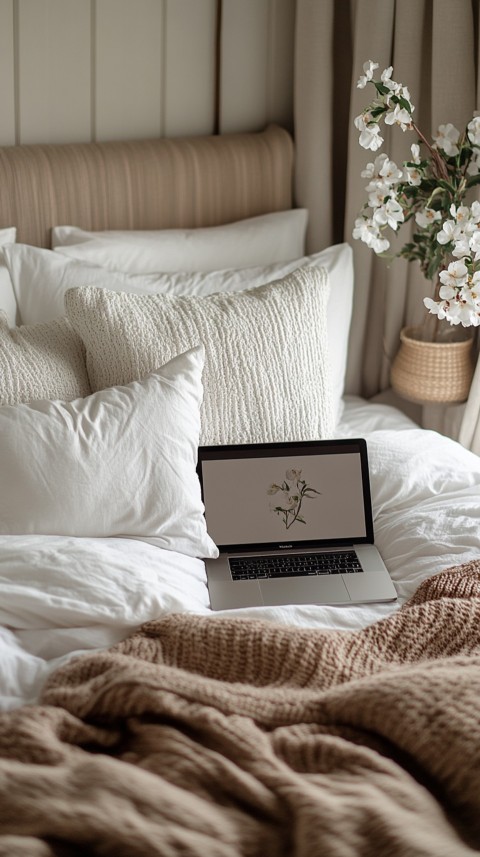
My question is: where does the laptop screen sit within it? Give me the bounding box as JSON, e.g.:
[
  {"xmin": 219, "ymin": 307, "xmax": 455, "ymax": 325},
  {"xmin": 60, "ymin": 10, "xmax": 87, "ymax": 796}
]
[{"xmin": 197, "ymin": 439, "xmax": 373, "ymax": 552}]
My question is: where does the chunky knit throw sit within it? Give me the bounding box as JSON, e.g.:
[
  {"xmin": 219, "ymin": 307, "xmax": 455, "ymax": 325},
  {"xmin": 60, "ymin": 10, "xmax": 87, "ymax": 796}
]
[{"xmin": 0, "ymin": 560, "xmax": 480, "ymax": 856}]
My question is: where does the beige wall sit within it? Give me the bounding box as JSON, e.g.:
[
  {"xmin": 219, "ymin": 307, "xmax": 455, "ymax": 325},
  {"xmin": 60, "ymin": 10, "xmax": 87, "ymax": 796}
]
[{"xmin": 0, "ymin": 0, "xmax": 294, "ymax": 146}]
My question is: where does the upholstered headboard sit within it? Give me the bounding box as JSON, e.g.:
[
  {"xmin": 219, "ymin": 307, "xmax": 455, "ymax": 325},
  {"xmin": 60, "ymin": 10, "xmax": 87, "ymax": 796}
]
[{"xmin": 0, "ymin": 125, "xmax": 293, "ymax": 248}]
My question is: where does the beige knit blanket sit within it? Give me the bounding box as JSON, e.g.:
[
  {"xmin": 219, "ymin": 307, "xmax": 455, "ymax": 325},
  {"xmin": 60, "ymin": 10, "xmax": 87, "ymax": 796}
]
[{"xmin": 1, "ymin": 561, "xmax": 480, "ymax": 857}]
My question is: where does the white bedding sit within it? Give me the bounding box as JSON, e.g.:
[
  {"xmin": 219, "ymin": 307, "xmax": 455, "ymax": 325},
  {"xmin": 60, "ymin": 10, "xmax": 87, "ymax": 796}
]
[{"xmin": 1, "ymin": 396, "xmax": 480, "ymax": 711}]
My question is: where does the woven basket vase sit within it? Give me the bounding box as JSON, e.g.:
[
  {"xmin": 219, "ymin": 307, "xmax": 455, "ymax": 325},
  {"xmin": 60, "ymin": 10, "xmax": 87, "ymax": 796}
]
[{"xmin": 390, "ymin": 325, "xmax": 475, "ymax": 405}]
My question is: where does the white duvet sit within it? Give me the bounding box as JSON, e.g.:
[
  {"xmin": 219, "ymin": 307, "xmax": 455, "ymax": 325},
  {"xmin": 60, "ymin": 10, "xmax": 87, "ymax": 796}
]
[{"xmin": 1, "ymin": 397, "xmax": 480, "ymax": 711}]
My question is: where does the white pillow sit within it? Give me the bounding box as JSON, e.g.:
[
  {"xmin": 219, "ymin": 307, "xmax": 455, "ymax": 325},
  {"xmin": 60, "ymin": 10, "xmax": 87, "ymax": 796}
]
[
  {"xmin": 4, "ymin": 242, "xmax": 352, "ymax": 423},
  {"xmin": 0, "ymin": 345, "xmax": 217, "ymax": 558},
  {"xmin": 0, "ymin": 313, "xmax": 91, "ymax": 405},
  {"xmin": 52, "ymin": 210, "xmax": 309, "ymax": 274},
  {"xmin": 65, "ymin": 268, "xmax": 335, "ymax": 446},
  {"xmin": 0, "ymin": 228, "xmax": 18, "ymax": 327}
]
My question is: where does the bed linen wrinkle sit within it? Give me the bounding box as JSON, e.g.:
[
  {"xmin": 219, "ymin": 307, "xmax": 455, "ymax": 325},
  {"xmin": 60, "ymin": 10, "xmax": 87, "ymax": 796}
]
[{"xmin": 1, "ymin": 400, "xmax": 480, "ymax": 714}]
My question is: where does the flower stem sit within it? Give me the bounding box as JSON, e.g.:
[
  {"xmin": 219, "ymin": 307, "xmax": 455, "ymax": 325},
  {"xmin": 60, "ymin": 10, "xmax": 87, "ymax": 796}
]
[
  {"xmin": 411, "ymin": 122, "xmax": 449, "ymax": 181},
  {"xmin": 285, "ymin": 496, "xmax": 304, "ymax": 529}
]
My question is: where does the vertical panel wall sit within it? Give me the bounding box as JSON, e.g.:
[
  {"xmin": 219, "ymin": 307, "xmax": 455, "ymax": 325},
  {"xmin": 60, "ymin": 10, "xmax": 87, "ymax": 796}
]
[
  {"xmin": 163, "ymin": 0, "xmax": 217, "ymax": 137},
  {"xmin": 17, "ymin": 0, "xmax": 91, "ymax": 144},
  {"xmin": 95, "ymin": 0, "xmax": 164, "ymax": 141},
  {"xmin": 219, "ymin": 0, "xmax": 294, "ymax": 134},
  {"xmin": 0, "ymin": 0, "xmax": 15, "ymax": 145},
  {"xmin": 219, "ymin": 0, "xmax": 271, "ymax": 133},
  {"xmin": 0, "ymin": 0, "xmax": 294, "ymax": 146}
]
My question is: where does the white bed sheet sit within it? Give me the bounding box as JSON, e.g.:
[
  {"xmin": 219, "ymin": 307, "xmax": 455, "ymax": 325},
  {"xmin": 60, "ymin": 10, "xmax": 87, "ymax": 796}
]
[{"xmin": 1, "ymin": 396, "xmax": 479, "ymax": 711}]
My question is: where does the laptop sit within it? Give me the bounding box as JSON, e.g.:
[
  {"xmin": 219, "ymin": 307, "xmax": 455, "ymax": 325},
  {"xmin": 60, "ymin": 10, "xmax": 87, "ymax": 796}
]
[{"xmin": 197, "ymin": 438, "xmax": 397, "ymax": 610}]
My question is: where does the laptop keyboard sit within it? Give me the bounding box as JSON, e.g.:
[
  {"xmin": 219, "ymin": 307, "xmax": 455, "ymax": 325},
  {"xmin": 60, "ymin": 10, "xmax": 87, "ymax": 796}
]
[{"xmin": 229, "ymin": 550, "xmax": 363, "ymax": 580}]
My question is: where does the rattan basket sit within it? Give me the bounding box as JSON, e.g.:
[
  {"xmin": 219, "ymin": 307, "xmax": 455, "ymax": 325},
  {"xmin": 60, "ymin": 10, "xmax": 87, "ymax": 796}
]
[{"xmin": 390, "ymin": 325, "xmax": 475, "ymax": 405}]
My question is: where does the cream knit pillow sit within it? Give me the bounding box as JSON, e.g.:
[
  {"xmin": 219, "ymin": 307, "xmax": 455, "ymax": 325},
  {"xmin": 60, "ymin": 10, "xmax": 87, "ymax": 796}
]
[
  {"xmin": 0, "ymin": 313, "xmax": 91, "ymax": 405},
  {"xmin": 65, "ymin": 266, "xmax": 334, "ymax": 445}
]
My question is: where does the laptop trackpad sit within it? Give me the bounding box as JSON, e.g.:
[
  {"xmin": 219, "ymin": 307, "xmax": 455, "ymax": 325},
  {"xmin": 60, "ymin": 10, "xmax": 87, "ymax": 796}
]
[{"xmin": 259, "ymin": 575, "xmax": 350, "ymax": 606}]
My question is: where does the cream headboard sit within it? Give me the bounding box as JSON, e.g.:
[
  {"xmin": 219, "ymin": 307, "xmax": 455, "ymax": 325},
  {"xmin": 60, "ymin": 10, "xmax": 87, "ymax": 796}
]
[{"xmin": 0, "ymin": 125, "xmax": 293, "ymax": 248}]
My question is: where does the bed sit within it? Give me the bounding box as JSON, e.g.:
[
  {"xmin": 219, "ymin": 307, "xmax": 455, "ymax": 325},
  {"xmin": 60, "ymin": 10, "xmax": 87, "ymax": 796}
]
[{"xmin": 0, "ymin": 124, "xmax": 479, "ymax": 856}]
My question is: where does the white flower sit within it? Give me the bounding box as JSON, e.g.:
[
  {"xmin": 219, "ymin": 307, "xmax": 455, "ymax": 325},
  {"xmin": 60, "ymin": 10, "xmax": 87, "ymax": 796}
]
[
  {"xmin": 442, "ymin": 302, "xmax": 465, "ymax": 325},
  {"xmin": 452, "ymin": 235, "xmax": 471, "ymax": 258},
  {"xmin": 415, "ymin": 208, "xmax": 442, "ymax": 228},
  {"xmin": 379, "ymin": 69, "xmax": 414, "ymax": 110},
  {"xmin": 448, "ymin": 288, "xmax": 480, "ymax": 326},
  {"xmin": 450, "ymin": 204, "xmax": 471, "ymax": 225},
  {"xmin": 423, "ymin": 293, "xmax": 479, "ymax": 326},
  {"xmin": 469, "ymin": 230, "xmax": 480, "ymax": 261},
  {"xmin": 438, "ymin": 283, "xmax": 457, "ymax": 301},
  {"xmin": 384, "ymin": 104, "xmax": 412, "ymax": 131},
  {"xmin": 467, "ymin": 154, "xmax": 480, "ymax": 176},
  {"xmin": 423, "ymin": 296, "xmax": 449, "ymax": 319},
  {"xmin": 467, "ymin": 114, "xmax": 480, "ymax": 147},
  {"xmin": 267, "ymin": 484, "xmax": 281, "ymax": 495},
  {"xmin": 362, "ymin": 154, "xmax": 402, "ymax": 189},
  {"xmin": 439, "ymin": 261, "xmax": 468, "ymax": 289},
  {"xmin": 360, "ymin": 126, "xmax": 384, "ymax": 151},
  {"xmin": 373, "ymin": 197, "xmax": 404, "ymax": 230},
  {"xmin": 464, "ymin": 271, "xmax": 480, "ymax": 327},
  {"xmin": 352, "ymin": 216, "xmax": 375, "ymax": 244},
  {"xmin": 357, "ymin": 60, "xmax": 379, "ymax": 89},
  {"xmin": 352, "ymin": 217, "xmax": 389, "ymax": 253},
  {"xmin": 404, "ymin": 143, "xmax": 423, "ymax": 183},
  {"xmin": 410, "ymin": 143, "xmax": 421, "ymax": 164},
  {"xmin": 380, "ymin": 67, "xmax": 402, "ymax": 101},
  {"xmin": 360, "ymin": 161, "xmax": 376, "ymax": 180},
  {"xmin": 368, "ymin": 188, "xmax": 388, "ymax": 208},
  {"xmin": 433, "ymin": 123, "xmax": 460, "ymax": 156},
  {"xmin": 380, "ymin": 66, "xmax": 396, "ymax": 89},
  {"xmin": 470, "ymin": 201, "xmax": 480, "ymax": 222},
  {"xmin": 404, "ymin": 165, "xmax": 422, "ymax": 186},
  {"xmin": 354, "ymin": 114, "xmax": 384, "ymax": 151},
  {"xmin": 471, "ymin": 271, "xmax": 480, "ymax": 294},
  {"xmin": 436, "ymin": 219, "xmax": 462, "ymax": 245},
  {"xmin": 379, "ymin": 157, "xmax": 403, "ymax": 184},
  {"xmin": 371, "ymin": 235, "xmax": 390, "ymax": 253}
]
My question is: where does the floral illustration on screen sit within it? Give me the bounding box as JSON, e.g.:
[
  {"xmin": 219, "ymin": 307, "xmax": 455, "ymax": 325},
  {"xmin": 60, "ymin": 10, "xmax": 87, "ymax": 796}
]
[{"xmin": 267, "ymin": 469, "xmax": 321, "ymax": 530}]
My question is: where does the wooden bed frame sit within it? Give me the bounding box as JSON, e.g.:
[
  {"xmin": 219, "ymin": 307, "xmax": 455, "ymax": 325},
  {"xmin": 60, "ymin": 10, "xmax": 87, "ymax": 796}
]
[{"xmin": 0, "ymin": 124, "xmax": 293, "ymax": 248}]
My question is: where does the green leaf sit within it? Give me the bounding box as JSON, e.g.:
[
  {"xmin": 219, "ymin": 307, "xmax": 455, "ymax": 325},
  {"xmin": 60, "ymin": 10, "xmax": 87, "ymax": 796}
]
[
  {"xmin": 370, "ymin": 107, "xmax": 386, "ymax": 120},
  {"xmin": 436, "ymin": 179, "xmax": 456, "ymax": 193},
  {"xmin": 374, "ymin": 82, "xmax": 390, "ymax": 96},
  {"xmin": 466, "ymin": 173, "xmax": 480, "ymax": 188},
  {"xmin": 397, "ymin": 96, "xmax": 412, "ymax": 113}
]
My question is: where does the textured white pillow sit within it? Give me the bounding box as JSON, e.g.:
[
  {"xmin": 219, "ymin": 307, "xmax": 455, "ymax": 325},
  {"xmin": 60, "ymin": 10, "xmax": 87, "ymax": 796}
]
[
  {"xmin": 4, "ymin": 242, "xmax": 352, "ymax": 424},
  {"xmin": 0, "ymin": 228, "xmax": 18, "ymax": 327},
  {"xmin": 65, "ymin": 267, "xmax": 335, "ymax": 446},
  {"xmin": 52, "ymin": 210, "xmax": 309, "ymax": 274},
  {"xmin": 0, "ymin": 345, "xmax": 218, "ymax": 558},
  {"xmin": 0, "ymin": 313, "xmax": 91, "ymax": 405}
]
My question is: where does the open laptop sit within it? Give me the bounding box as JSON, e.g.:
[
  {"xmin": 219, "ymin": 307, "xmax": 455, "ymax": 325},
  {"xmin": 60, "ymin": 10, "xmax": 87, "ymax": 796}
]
[{"xmin": 197, "ymin": 438, "xmax": 397, "ymax": 610}]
